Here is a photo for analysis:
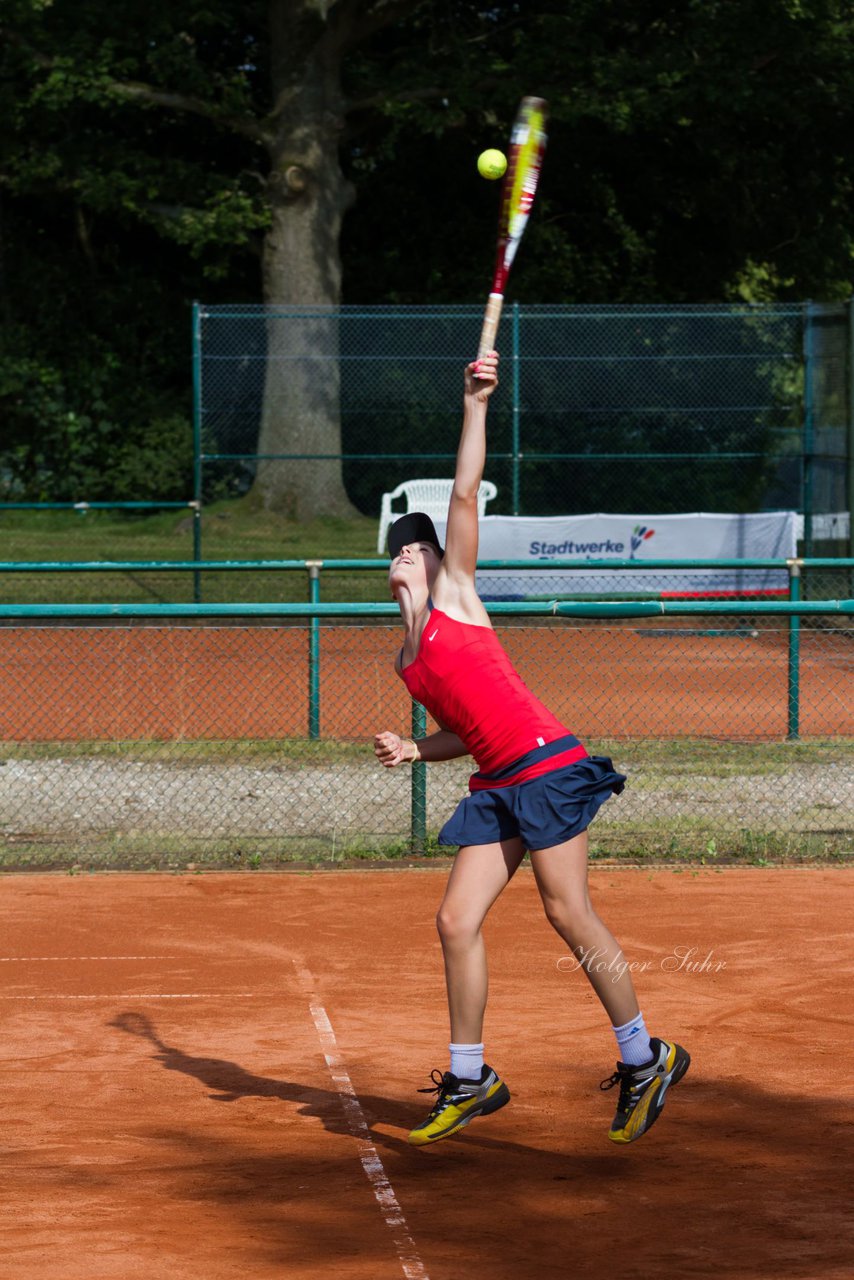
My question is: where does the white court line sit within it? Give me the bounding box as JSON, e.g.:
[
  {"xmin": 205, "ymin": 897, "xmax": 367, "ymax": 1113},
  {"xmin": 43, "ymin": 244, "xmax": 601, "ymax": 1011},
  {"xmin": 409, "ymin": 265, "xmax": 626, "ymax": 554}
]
[
  {"xmin": 0, "ymin": 957, "xmax": 175, "ymax": 962},
  {"xmin": 294, "ymin": 961, "xmax": 429, "ymax": 1280},
  {"xmin": 0, "ymin": 993, "xmax": 262, "ymax": 1000}
]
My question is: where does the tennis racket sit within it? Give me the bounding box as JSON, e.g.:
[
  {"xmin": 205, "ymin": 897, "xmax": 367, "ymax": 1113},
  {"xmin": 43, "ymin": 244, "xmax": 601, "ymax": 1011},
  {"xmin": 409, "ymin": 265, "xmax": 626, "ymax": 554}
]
[{"xmin": 478, "ymin": 96, "xmax": 548, "ymax": 358}]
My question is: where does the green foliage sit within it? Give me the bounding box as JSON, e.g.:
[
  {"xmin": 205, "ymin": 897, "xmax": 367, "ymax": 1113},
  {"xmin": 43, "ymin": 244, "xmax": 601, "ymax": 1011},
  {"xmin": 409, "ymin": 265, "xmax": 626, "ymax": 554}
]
[
  {"xmin": 343, "ymin": 0, "xmax": 854, "ymax": 304},
  {"xmin": 2, "ymin": 0, "xmax": 854, "ymax": 503},
  {"xmin": 0, "ymin": 323, "xmax": 193, "ymax": 500},
  {"xmin": 0, "ymin": 0, "xmax": 267, "ymax": 500}
]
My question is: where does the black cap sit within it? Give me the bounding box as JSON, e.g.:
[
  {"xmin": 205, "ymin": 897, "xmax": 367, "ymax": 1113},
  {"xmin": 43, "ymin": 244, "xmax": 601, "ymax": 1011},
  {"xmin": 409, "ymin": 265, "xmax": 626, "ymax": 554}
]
[{"xmin": 387, "ymin": 512, "xmax": 444, "ymax": 559}]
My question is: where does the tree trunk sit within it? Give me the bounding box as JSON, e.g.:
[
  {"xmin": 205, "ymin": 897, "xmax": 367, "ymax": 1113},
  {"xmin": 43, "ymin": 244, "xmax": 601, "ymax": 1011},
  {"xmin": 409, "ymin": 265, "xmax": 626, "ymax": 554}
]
[{"xmin": 252, "ymin": 2, "xmax": 357, "ymax": 519}]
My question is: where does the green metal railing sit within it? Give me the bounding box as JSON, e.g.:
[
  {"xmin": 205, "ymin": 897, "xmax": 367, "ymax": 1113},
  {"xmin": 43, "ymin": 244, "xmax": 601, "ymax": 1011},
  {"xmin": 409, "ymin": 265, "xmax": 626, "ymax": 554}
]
[{"xmin": 0, "ymin": 502, "xmax": 197, "ymax": 511}]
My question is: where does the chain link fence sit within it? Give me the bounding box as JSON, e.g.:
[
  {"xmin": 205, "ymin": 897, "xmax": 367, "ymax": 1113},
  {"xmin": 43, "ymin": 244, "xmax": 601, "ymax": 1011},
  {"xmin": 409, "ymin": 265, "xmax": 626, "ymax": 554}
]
[
  {"xmin": 196, "ymin": 302, "xmax": 852, "ymax": 557},
  {"xmin": 1, "ymin": 610, "xmax": 851, "ymax": 870},
  {"xmin": 1, "ymin": 301, "xmax": 851, "ymax": 867},
  {"xmin": 1, "ymin": 302, "xmax": 849, "ymax": 574}
]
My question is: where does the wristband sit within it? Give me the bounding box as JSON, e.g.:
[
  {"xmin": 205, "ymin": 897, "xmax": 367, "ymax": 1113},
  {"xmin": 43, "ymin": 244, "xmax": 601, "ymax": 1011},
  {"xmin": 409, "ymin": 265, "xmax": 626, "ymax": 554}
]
[{"xmin": 405, "ymin": 739, "xmax": 421, "ymax": 763}]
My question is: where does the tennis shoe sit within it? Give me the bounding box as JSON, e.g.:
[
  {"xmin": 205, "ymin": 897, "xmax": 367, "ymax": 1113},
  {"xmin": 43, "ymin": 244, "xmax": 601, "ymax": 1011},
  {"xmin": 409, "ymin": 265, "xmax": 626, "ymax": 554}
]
[
  {"xmin": 600, "ymin": 1036, "xmax": 690, "ymax": 1144},
  {"xmin": 407, "ymin": 1064, "xmax": 510, "ymax": 1147}
]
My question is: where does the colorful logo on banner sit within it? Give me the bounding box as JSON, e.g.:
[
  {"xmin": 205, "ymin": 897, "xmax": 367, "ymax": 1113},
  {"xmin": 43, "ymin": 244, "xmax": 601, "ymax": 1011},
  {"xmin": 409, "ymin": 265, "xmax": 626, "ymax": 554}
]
[{"xmin": 630, "ymin": 525, "xmax": 655, "ymax": 558}]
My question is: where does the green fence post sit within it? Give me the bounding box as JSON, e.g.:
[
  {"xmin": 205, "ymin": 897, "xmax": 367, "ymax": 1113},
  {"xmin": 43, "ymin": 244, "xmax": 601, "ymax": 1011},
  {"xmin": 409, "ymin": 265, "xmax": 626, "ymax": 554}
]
[
  {"xmin": 307, "ymin": 561, "xmax": 322, "ymax": 739},
  {"xmin": 848, "ymin": 299, "xmax": 854, "ymax": 580},
  {"xmin": 191, "ymin": 502, "xmax": 202, "ymax": 602},
  {"xmin": 411, "ymin": 700, "xmax": 427, "ymax": 854},
  {"xmin": 192, "ymin": 302, "xmax": 203, "ymax": 603},
  {"xmin": 787, "ymin": 559, "xmax": 801, "ymax": 740},
  {"xmin": 512, "ymin": 301, "xmax": 521, "ymax": 515},
  {"xmin": 802, "ymin": 302, "xmax": 816, "ymax": 556}
]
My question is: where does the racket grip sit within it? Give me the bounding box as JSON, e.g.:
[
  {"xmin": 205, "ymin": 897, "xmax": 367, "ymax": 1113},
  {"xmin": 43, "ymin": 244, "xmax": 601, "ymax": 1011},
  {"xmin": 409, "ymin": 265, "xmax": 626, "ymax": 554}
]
[{"xmin": 478, "ymin": 292, "xmax": 504, "ymax": 358}]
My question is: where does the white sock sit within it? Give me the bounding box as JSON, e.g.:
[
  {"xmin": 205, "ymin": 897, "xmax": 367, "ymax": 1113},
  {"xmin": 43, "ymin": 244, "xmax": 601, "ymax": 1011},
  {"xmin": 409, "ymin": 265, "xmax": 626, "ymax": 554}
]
[
  {"xmin": 612, "ymin": 1014, "xmax": 653, "ymax": 1066},
  {"xmin": 449, "ymin": 1042, "xmax": 484, "ymax": 1080}
]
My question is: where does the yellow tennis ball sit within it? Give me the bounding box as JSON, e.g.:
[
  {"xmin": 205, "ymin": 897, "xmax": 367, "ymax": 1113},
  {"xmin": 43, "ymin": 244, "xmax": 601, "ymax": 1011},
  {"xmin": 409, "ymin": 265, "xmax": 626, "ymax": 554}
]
[{"xmin": 477, "ymin": 149, "xmax": 507, "ymax": 180}]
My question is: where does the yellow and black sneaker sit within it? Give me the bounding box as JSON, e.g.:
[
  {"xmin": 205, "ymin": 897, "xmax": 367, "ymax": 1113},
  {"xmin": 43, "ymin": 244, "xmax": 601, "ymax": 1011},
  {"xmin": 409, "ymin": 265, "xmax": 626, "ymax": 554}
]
[
  {"xmin": 407, "ymin": 1064, "xmax": 510, "ymax": 1147},
  {"xmin": 600, "ymin": 1037, "xmax": 690, "ymax": 1144}
]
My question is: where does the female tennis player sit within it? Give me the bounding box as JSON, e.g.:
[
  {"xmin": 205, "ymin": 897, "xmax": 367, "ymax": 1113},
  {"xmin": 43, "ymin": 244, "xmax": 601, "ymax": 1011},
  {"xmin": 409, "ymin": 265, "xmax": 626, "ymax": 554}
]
[{"xmin": 374, "ymin": 350, "xmax": 689, "ymax": 1147}]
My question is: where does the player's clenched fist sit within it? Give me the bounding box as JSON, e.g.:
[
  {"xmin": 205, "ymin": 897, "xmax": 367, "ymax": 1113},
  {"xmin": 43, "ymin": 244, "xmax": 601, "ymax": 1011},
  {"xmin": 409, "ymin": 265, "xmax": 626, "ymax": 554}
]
[
  {"xmin": 374, "ymin": 731, "xmax": 416, "ymax": 767},
  {"xmin": 465, "ymin": 349, "xmax": 499, "ymax": 395}
]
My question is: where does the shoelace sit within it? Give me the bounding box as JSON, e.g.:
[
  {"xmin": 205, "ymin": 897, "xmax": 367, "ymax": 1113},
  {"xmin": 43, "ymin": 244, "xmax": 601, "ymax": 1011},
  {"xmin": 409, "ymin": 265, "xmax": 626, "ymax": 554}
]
[
  {"xmin": 600, "ymin": 1066, "xmax": 637, "ymax": 1112},
  {"xmin": 417, "ymin": 1068, "xmax": 455, "ymax": 1116}
]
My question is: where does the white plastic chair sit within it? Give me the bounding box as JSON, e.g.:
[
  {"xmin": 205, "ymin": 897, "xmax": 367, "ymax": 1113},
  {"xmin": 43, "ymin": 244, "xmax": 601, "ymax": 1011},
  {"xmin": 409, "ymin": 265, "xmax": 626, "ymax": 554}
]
[{"xmin": 377, "ymin": 478, "xmax": 498, "ymax": 553}]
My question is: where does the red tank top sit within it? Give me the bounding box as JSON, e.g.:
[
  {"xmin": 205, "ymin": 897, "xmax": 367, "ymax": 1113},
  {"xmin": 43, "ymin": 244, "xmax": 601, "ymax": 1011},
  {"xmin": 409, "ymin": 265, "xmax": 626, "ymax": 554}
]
[{"xmin": 399, "ymin": 608, "xmax": 586, "ymax": 777}]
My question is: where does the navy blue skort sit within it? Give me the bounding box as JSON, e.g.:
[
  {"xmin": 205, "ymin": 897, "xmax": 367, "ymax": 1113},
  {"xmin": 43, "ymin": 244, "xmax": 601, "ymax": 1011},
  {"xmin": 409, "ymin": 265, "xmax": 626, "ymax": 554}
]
[{"xmin": 437, "ymin": 755, "xmax": 626, "ymax": 852}]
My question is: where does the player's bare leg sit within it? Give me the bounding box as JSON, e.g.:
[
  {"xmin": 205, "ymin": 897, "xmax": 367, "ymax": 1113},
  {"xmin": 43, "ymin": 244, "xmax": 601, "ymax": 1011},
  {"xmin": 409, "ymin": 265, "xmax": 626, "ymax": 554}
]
[
  {"xmin": 437, "ymin": 837, "xmax": 526, "ymax": 1042},
  {"xmin": 529, "ymin": 830, "xmax": 639, "ymax": 1025},
  {"xmin": 530, "ymin": 831, "xmax": 689, "ymax": 1143},
  {"xmin": 407, "ymin": 839, "xmax": 522, "ymax": 1146}
]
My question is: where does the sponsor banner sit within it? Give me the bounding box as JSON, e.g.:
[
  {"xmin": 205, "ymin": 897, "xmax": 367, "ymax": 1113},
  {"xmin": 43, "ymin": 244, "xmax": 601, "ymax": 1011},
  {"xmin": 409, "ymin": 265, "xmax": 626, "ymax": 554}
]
[{"xmin": 431, "ymin": 512, "xmax": 797, "ymax": 598}]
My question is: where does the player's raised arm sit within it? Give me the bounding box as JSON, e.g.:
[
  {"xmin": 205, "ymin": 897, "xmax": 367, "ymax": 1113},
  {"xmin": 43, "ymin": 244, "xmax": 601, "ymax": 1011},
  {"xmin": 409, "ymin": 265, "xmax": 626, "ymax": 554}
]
[{"xmin": 441, "ymin": 351, "xmax": 499, "ymax": 585}]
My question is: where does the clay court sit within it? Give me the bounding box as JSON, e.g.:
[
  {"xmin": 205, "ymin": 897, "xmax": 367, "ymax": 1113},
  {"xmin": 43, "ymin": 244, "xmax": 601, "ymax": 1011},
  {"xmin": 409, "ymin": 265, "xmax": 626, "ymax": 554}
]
[{"xmin": 2, "ymin": 866, "xmax": 852, "ymax": 1279}]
